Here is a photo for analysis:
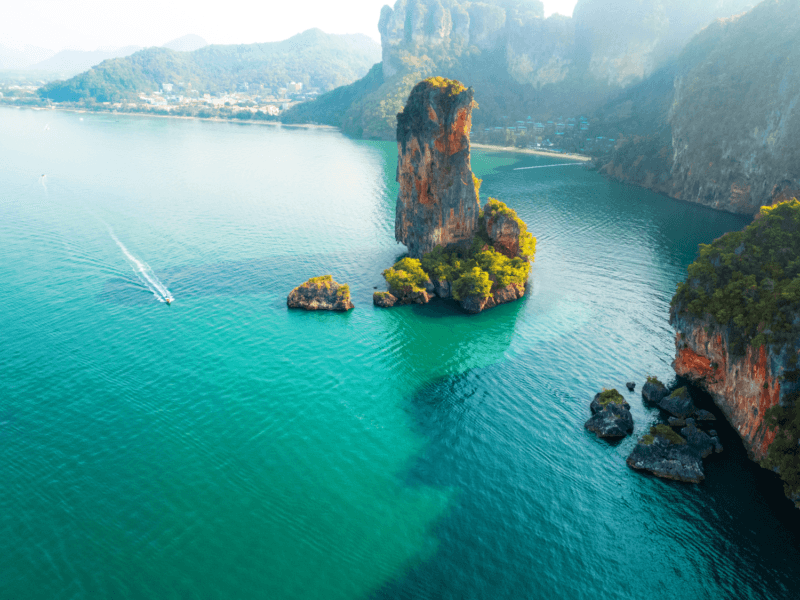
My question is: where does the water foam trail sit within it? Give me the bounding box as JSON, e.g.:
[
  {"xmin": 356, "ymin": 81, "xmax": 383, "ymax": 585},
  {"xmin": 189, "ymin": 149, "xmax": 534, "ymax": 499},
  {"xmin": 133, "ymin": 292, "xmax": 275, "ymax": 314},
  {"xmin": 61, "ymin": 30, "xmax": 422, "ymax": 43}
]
[
  {"xmin": 108, "ymin": 229, "xmax": 173, "ymax": 303},
  {"xmin": 40, "ymin": 175, "xmax": 47, "ymax": 194},
  {"xmin": 513, "ymin": 163, "xmax": 584, "ymax": 170}
]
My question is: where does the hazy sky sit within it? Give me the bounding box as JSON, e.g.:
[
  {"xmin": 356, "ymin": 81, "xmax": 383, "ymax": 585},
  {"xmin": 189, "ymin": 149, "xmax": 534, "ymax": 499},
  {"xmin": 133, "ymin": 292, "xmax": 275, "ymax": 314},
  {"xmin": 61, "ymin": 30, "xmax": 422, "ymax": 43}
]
[{"xmin": 2, "ymin": 0, "xmax": 579, "ymax": 52}]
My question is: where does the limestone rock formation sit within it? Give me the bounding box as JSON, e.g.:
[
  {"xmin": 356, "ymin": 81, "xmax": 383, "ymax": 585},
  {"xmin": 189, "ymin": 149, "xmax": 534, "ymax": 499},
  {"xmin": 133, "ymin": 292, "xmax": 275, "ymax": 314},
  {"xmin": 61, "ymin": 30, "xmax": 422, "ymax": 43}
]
[
  {"xmin": 657, "ymin": 386, "xmax": 696, "ymax": 419},
  {"xmin": 287, "ymin": 276, "xmax": 354, "ymax": 311},
  {"xmin": 395, "ymin": 77, "xmax": 479, "ymax": 258},
  {"xmin": 372, "ymin": 291, "xmax": 398, "ymax": 307},
  {"xmin": 286, "ymin": 0, "xmax": 757, "ymax": 140},
  {"xmin": 584, "ymin": 390, "xmax": 634, "ymax": 439},
  {"xmin": 597, "ymin": 0, "xmax": 800, "ymax": 215},
  {"xmin": 670, "ymin": 200, "xmax": 800, "ymax": 506},
  {"xmin": 642, "ymin": 377, "xmax": 669, "ymax": 404},
  {"xmin": 627, "ymin": 423, "xmax": 716, "ymax": 483},
  {"xmin": 458, "ymin": 282, "xmax": 526, "ymax": 314}
]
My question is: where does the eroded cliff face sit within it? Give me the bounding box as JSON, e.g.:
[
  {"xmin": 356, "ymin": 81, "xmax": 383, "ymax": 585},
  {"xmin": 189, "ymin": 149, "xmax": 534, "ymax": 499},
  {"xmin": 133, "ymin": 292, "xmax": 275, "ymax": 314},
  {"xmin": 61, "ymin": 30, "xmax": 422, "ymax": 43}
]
[
  {"xmin": 296, "ymin": 0, "xmax": 757, "ymax": 140},
  {"xmin": 597, "ymin": 0, "xmax": 800, "ymax": 215},
  {"xmin": 670, "ymin": 312, "xmax": 784, "ymax": 461},
  {"xmin": 395, "ymin": 78, "xmax": 479, "ymax": 258},
  {"xmin": 669, "ymin": 200, "xmax": 800, "ymax": 506}
]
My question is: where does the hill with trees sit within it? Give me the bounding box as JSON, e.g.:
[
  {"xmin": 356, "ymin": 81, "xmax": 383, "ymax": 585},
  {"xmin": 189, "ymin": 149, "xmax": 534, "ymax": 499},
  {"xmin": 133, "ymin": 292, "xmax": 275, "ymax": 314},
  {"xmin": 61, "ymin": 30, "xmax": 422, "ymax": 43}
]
[{"xmin": 38, "ymin": 29, "xmax": 381, "ymax": 103}]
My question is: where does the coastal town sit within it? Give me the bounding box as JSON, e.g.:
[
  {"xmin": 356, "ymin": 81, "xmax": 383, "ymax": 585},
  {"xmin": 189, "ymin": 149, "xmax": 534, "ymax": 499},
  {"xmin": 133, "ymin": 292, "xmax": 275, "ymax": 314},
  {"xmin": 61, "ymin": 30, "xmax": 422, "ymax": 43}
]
[
  {"xmin": 1, "ymin": 76, "xmax": 616, "ymax": 156},
  {"xmin": 0, "ymin": 77, "xmax": 316, "ymax": 121},
  {"xmin": 471, "ymin": 115, "xmax": 617, "ymax": 155}
]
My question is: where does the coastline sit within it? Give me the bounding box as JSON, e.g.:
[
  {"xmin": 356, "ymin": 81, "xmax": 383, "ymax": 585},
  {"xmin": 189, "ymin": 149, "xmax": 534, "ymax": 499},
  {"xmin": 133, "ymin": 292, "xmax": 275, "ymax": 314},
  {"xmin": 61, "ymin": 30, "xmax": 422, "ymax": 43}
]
[
  {"xmin": 3, "ymin": 105, "xmax": 593, "ymax": 157},
  {"xmin": 471, "ymin": 142, "xmax": 591, "ymax": 162},
  {"xmin": 0, "ymin": 103, "xmax": 339, "ymax": 131}
]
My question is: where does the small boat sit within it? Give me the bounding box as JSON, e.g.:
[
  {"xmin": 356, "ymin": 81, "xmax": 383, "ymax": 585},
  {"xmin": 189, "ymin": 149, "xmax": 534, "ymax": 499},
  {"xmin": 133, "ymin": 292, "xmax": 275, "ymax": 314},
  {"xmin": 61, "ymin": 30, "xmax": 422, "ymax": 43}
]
[{"xmin": 165, "ymin": 297, "xmax": 173, "ymax": 305}]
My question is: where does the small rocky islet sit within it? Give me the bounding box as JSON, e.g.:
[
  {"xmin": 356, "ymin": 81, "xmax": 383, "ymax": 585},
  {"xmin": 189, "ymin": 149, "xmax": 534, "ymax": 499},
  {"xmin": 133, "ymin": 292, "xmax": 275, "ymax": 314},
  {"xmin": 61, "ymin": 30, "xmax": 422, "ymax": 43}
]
[
  {"xmin": 288, "ymin": 77, "xmax": 535, "ymax": 315},
  {"xmin": 287, "ymin": 275, "xmax": 354, "ymax": 312},
  {"xmin": 585, "ymin": 378, "xmax": 724, "ymax": 484},
  {"xmin": 374, "ymin": 77, "xmax": 536, "ymax": 314},
  {"xmin": 584, "ymin": 389, "xmax": 634, "ymax": 439}
]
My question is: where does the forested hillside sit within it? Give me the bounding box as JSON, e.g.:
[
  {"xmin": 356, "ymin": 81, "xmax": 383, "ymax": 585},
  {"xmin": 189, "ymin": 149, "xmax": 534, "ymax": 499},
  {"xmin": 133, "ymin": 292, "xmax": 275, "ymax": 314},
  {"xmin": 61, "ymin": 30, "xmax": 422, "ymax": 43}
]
[{"xmin": 38, "ymin": 29, "xmax": 381, "ymax": 102}]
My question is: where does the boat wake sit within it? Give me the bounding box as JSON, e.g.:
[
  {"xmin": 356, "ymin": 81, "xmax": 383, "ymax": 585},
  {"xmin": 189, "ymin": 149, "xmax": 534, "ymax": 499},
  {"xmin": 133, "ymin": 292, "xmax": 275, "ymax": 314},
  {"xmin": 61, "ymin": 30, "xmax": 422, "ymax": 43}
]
[
  {"xmin": 513, "ymin": 163, "xmax": 584, "ymax": 170},
  {"xmin": 108, "ymin": 229, "xmax": 174, "ymax": 304}
]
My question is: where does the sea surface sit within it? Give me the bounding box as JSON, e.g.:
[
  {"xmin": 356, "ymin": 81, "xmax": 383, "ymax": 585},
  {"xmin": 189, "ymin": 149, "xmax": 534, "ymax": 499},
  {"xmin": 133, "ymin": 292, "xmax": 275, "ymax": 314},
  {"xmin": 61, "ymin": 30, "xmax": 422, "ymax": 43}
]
[{"xmin": 1, "ymin": 107, "xmax": 798, "ymax": 600}]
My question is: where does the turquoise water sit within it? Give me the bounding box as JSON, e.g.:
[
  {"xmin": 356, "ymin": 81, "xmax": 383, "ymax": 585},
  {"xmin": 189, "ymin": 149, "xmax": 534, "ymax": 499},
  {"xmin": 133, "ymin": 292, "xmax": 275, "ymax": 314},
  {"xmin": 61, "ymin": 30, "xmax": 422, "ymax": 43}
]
[{"xmin": 1, "ymin": 107, "xmax": 798, "ymax": 599}]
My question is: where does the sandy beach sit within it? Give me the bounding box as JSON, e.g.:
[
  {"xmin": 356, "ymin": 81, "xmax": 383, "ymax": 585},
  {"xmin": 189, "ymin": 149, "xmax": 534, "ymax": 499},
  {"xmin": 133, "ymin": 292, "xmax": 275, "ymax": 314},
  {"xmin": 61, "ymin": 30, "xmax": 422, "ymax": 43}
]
[{"xmin": 471, "ymin": 143, "xmax": 591, "ymax": 161}]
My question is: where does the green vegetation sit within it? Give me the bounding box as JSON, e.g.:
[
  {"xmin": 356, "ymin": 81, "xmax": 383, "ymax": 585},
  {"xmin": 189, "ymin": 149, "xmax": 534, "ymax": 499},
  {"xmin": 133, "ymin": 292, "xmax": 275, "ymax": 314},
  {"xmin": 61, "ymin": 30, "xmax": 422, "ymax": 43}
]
[
  {"xmin": 306, "ymin": 275, "xmax": 333, "ymax": 286},
  {"xmin": 673, "ymin": 200, "xmax": 800, "ymax": 503},
  {"xmin": 412, "ymin": 195, "xmax": 535, "ymax": 301},
  {"xmin": 642, "ymin": 424, "xmax": 686, "ymax": 446},
  {"xmin": 667, "ymin": 387, "xmax": 688, "ymax": 400},
  {"xmin": 472, "ymin": 174, "xmax": 482, "ymax": 203},
  {"xmin": 373, "ymin": 291, "xmax": 394, "ymax": 301},
  {"xmin": 483, "ymin": 198, "xmax": 537, "ymax": 259},
  {"xmin": 646, "ymin": 375, "xmax": 664, "ymax": 386},
  {"xmin": 418, "ymin": 235, "xmax": 530, "ymax": 299},
  {"xmin": 335, "ymin": 284, "xmax": 351, "ymax": 299},
  {"xmin": 673, "ymin": 200, "xmax": 800, "ymax": 352},
  {"xmin": 423, "ymin": 76, "xmax": 467, "ymax": 96},
  {"xmin": 39, "ymin": 29, "xmax": 380, "ymax": 103},
  {"xmin": 762, "ymin": 400, "xmax": 800, "ymax": 501},
  {"xmin": 382, "ymin": 258, "xmax": 429, "ymax": 294},
  {"xmin": 452, "ymin": 267, "xmax": 493, "ymax": 301},
  {"xmin": 597, "ymin": 389, "xmax": 625, "ymax": 406},
  {"xmin": 762, "ymin": 352, "xmax": 800, "ymax": 500}
]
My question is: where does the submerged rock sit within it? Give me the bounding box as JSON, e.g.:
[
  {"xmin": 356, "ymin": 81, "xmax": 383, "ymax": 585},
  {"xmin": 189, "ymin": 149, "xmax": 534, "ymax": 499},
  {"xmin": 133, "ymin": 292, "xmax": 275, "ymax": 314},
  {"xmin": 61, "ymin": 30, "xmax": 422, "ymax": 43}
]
[
  {"xmin": 584, "ymin": 389, "xmax": 634, "ymax": 439},
  {"xmin": 627, "ymin": 424, "xmax": 704, "ymax": 483},
  {"xmin": 287, "ymin": 276, "xmax": 354, "ymax": 311}
]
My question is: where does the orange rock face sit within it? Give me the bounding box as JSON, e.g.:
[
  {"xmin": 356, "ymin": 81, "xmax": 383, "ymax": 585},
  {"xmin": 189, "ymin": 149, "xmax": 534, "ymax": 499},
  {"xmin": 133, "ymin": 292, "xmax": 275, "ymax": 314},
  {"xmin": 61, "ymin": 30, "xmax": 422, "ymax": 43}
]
[
  {"xmin": 671, "ymin": 314, "xmax": 780, "ymax": 461},
  {"xmin": 395, "ymin": 79, "xmax": 479, "ymax": 258}
]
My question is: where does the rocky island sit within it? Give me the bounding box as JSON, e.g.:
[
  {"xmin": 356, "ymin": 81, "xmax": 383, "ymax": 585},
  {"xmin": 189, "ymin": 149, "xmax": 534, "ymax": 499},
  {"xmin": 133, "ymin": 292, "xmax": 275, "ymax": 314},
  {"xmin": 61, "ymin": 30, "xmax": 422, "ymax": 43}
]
[
  {"xmin": 670, "ymin": 199, "xmax": 800, "ymax": 506},
  {"xmin": 287, "ymin": 275, "xmax": 354, "ymax": 311},
  {"xmin": 584, "ymin": 389, "xmax": 634, "ymax": 439},
  {"xmin": 375, "ymin": 77, "xmax": 536, "ymax": 314}
]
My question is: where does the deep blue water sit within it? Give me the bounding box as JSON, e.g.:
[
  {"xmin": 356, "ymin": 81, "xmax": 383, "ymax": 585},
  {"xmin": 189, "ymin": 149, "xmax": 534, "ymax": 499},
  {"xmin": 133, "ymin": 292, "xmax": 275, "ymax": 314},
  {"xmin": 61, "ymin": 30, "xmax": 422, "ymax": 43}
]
[{"xmin": 1, "ymin": 107, "xmax": 798, "ymax": 599}]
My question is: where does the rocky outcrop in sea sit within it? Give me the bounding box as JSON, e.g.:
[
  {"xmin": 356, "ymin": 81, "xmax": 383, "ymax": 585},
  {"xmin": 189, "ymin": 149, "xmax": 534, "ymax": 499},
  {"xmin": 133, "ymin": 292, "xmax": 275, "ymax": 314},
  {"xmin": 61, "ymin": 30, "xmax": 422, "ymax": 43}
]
[
  {"xmin": 670, "ymin": 200, "xmax": 800, "ymax": 507},
  {"xmin": 287, "ymin": 276, "xmax": 354, "ymax": 311},
  {"xmin": 584, "ymin": 389, "xmax": 634, "ymax": 439},
  {"xmin": 627, "ymin": 421, "xmax": 722, "ymax": 483},
  {"xmin": 377, "ymin": 78, "xmax": 536, "ymax": 315},
  {"xmin": 395, "ymin": 77, "xmax": 479, "ymax": 259}
]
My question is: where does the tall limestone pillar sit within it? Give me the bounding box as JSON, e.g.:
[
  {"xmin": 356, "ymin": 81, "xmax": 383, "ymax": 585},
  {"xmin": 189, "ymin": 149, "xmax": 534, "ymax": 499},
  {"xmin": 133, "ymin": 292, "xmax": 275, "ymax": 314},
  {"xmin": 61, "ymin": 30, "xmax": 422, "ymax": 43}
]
[{"xmin": 395, "ymin": 78, "xmax": 480, "ymax": 258}]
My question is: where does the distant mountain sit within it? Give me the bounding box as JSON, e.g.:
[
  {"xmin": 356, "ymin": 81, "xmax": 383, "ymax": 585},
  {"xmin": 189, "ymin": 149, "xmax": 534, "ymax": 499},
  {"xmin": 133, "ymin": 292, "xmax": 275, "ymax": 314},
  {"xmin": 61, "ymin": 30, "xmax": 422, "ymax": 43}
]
[
  {"xmin": 162, "ymin": 35, "xmax": 208, "ymax": 52},
  {"xmin": 39, "ymin": 29, "xmax": 381, "ymax": 102},
  {"xmin": 0, "ymin": 44, "xmax": 56, "ymax": 70},
  {"xmin": 282, "ymin": 0, "xmax": 756, "ymax": 139},
  {"xmin": 30, "ymin": 46, "xmax": 142, "ymax": 76}
]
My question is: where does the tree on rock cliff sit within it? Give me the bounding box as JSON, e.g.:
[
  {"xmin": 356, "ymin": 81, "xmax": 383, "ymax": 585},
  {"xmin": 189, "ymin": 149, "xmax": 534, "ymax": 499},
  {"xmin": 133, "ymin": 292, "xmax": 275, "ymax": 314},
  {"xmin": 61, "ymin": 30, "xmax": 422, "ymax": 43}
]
[{"xmin": 671, "ymin": 199, "xmax": 800, "ymax": 507}]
